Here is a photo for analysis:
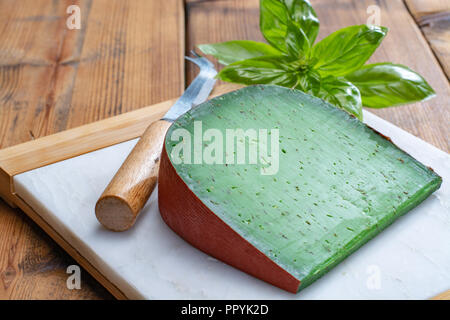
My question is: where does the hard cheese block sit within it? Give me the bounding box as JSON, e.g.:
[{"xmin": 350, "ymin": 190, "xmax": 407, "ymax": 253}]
[{"xmin": 158, "ymin": 85, "xmax": 442, "ymax": 293}]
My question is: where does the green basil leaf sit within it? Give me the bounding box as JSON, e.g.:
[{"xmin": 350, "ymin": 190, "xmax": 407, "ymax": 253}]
[
  {"xmin": 260, "ymin": 0, "xmax": 319, "ymax": 53},
  {"xmin": 217, "ymin": 56, "xmax": 298, "ymax": 86},
  {"xmin": 285, "ymin": 20, "xmax": 310, "ymax": 58},
  {"xmin": 198, "ymin": 41, "xmax": 281, "ymax": 66},
  {"xmin": 312, "ymin": 25, "xmax": 388, "ymax": 77},
  {"xmin": 282, "ymin": 0, "xmax": 319, "ymax": 44},
  {"xmin": 345, "ymin": 63, "xmax": 436, "ymax": 108},
  {"xmin": 316, "ymin": 76, "xmax": 363, "ymax": 119},
  {"xmin": 260, "ymin": 0, "xmax": 290, "ymax": 52},
  {"xmin": 295, "ymin": 69, "xmax": 320, "ymax": 95}
]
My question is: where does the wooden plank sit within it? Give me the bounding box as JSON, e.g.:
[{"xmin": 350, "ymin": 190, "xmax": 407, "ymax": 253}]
[
  {"xmin": 0, "ymin": 84, "xmax": 240, "ymax": 178},
  {"xmin": 0, "ymin": 0, "xmax": 185, "ymax": 299},
  {"xmin": 432, "ymin": 289, "xmax": 450, "ymax": 300},
  {"xmin": 0, "ymin": 0, "xmax": 447, "ymax": 300},
  {"xmin": 313, "ymin": 0, "xmax": 450, "ymax": 152},
  {"xmin": 187, "ymin": 0, "xmax": 450, "ymax": 153},
  {"xmin": 0, "ymin": 0, "xmax": 185, "ymax": 148},
  {"xmin": 0, "ymin": 83, "xmax": 241, "ymax": 300},
  {"xmin": 0, "ymin": 98, "xmax": 173, "ymax": 177},
  {"xmin": 1, "ymin": 194, "xmax": 126, "ymax": 299},
  {"xmin": 404, "ymin": 0, "xmax": 450, "ymax": 19},
  {"xmin": 186, "ymin": 0, "xmax": 264, "ymax": 86},
  {"xmin": 405, "ymin": 0, "xmax": 450, "ymax": 79},
  {"xmin": 66, "ymin": 0, "xmax": 185, "ymax": 128},
  {"xmin": 0, "ymin": 0, "xmax": 85, "ymax": 148}
]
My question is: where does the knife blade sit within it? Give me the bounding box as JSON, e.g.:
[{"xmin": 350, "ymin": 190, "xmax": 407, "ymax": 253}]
[
  {"xmin": 163, "ymin": 52, "xmax": 217, "ymax": 122},
  {"xmin": 95, "ymin": 53, "xmax": 217, "ymax": 231}
]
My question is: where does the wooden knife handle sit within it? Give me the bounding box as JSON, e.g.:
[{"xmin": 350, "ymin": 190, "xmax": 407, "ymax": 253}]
[{"xmin": 95, "ymin": 119, "xmax": 172, "ymax": 231}]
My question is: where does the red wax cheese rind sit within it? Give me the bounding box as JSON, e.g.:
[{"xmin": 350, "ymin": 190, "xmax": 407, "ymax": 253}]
[
  {"xmin": 158, "ymin": 85, "xmax": 442, "ymax": 293},
  {"xmin": 159, "ymin": 146, "xmax": 301, "ymax": 293}
]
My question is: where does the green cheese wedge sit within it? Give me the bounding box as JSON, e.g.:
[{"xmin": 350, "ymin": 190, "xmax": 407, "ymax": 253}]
[{"xmin": 160, "ymin": 85, "xmax": 442, "ymax": 292}]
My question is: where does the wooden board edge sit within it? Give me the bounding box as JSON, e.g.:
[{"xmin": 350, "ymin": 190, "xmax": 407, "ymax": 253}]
[
  {"xmin": 12, "ymin": 181, "xmax": 450, "ymax": 301},
  {"xmin": 0, "ymin": 83, "xmax": 243, "ymax": 205},
  {"xmin": 0, "ymin": 167, "xmax": 15, "ymax": 207},
  {"xmin": 10, "ymin": 192, "xmax": 128, "ymax": 300},
  {"xmin": 10, "ymin": 166, "xmax": 450, "ymax": 301},
  {"xmin": 432, "ymin": 289, "xmax": 450, "ymax": 300},
  {"xmin": 178, "ymin": 0, "xmax": 186, "ymax": 93},
  {"xmin": 0, "ymin": 99, "xmax": 173, "ymax": 176}
]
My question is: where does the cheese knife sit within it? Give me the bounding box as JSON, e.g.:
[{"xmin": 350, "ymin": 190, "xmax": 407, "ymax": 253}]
[{"xmin": 95, "ymin": 53, "xmax": 217, "ymax": 231}]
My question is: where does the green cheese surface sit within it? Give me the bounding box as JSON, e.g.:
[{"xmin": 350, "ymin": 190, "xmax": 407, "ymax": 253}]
[{"xmin": 165, "ymin": 85, "xmax": 442, "ymax": 291}]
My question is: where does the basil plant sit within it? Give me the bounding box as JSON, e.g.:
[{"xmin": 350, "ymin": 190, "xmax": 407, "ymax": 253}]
[{"xmin": 199, "ymin": 0, "xmax": 435, "ymax": 120}]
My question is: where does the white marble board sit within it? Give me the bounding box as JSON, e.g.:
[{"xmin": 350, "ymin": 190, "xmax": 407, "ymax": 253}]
[{"xmin": 13, "ymin": 110, "xmax": 450, "ymax": 299}]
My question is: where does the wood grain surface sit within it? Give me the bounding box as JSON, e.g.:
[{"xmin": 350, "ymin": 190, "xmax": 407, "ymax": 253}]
[
  {"xmin": 0, "ymin": 0, "xmax": 184, "ymax": 299},
  {"xmin": 96, "ymin": 119, "xmax": 172, "ymax": 232},
  {"xmin": 0, "ymin": 83, "xmax": 241, "ymax": 300},
  {"xmin": 405, "ymin": 0, "xmax": 450, "ymax": 78},
  {"xmin": 0, "ymin": 0, "xmax": 448, "ymax": 299}
]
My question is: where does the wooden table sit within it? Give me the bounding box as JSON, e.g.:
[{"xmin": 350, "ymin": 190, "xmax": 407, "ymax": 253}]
[{"xmin": 0, "ymin": 0, "xmax": 448, "ymax": 299}]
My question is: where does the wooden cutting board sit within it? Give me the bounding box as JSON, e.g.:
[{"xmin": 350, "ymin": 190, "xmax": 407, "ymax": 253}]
[{"xmin": 0, "ymin": 84, "xmax": 449, "ymax": 299}]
